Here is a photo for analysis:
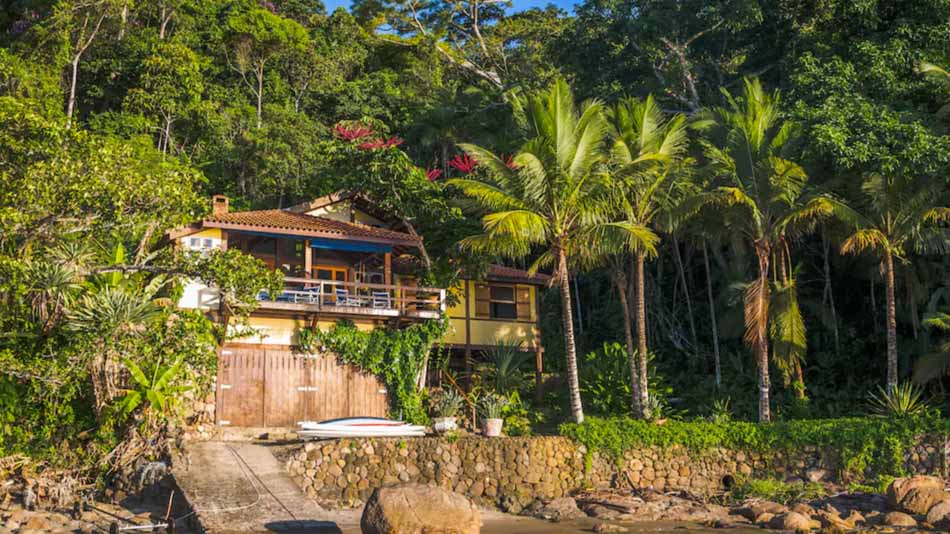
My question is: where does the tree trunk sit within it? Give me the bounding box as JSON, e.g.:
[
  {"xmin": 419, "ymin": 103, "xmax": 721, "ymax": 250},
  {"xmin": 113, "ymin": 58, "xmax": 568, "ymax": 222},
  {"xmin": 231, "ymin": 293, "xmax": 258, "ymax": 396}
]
[
  {"xmin": 66, "ymin": 56, "xmax": 80, "ymax": 129},
  {"xmin": 821, "ymin": 232, "xmax": 840, "ymax": 355},
  {"xmin": 572, "ymin": 275, "xmax": 584, "ymax": 336},
  {"xmin": 884, "ymin": 249, "xmax": 898, "ymax": 393},
  {"xmin": 256, "ymin": 63, "xmax": 264, "ymax": 129},
  {"xmin": 558, "ymin": 248, "xmax": 585, "ymax": 423},
  {"xmin": 635, "ymin": 252, "xmax": 650, "ymax": 419},
  {"xmin": 672, "ymin": 236, "xmax": 698, "ymax": 351},
  {"xmin": 160, "ymin": 7, "xmax": 172, "ymax": 39},
  {"xmin": 754, "ymin": 246, "xmax": 771, "ymax": 423},
  {"xmin": 702, "ymin": 240, "xmax": 721, "ymax": 387},
  {"xmin": 613, "ymin": 268, "xmax": 642, "ymax": 417}
]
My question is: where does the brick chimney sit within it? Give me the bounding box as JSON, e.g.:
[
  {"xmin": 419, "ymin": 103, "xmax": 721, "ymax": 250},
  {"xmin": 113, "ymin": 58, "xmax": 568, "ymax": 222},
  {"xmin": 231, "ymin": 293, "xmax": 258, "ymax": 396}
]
[{"xmin": 212, "ymin": 195, "xmax": 229, "ymax": 216}]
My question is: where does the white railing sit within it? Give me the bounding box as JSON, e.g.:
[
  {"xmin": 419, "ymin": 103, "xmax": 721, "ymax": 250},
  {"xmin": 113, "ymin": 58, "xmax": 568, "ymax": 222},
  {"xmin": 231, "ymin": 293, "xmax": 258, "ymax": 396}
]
[{"xmin": 258, "ymin": 277, "xmax": 446, "ymax": 317}]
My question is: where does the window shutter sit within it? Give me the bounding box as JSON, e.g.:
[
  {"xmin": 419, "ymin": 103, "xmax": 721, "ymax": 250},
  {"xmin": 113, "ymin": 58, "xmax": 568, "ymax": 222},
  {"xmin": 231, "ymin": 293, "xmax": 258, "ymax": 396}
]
[
  {"xmin": 475, "ymin": 284, "xmax": 490, "ymax": 317},
  {"xmin": 516, "ymin": 286, "xmax": 531, "ymax": 320}
]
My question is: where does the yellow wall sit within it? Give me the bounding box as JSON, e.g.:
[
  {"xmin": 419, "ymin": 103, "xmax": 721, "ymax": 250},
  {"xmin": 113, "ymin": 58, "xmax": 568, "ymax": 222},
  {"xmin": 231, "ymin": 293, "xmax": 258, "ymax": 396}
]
[
  {"xmin": 230, "ymin": 316, "xmax": 378, "ymax": 345},
  {"xmin": 444, "ymin": 280, "xmax": 539, "ymax": 348}
]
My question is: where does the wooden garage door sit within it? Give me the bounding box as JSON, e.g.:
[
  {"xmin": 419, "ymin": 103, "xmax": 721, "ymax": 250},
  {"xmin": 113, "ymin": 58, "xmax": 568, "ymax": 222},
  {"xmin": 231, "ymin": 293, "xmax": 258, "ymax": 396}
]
[{"xmin": 216, "ymin": 345, "xmax": 389, "ymax": 427}]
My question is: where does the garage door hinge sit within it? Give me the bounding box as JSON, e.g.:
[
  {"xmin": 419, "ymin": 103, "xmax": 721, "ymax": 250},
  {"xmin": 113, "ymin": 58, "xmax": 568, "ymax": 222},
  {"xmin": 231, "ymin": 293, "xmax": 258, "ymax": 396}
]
[
  {"xmin": 218, "ymin": 420, "xmax": 230, "ymax": 425},
  {"xmin": 296, "ymin": 386, "xmax": 319, "ymax": 392},
  {"xmin": 220, "ymin": 384, "xmax": 232, "ymax": 390}
]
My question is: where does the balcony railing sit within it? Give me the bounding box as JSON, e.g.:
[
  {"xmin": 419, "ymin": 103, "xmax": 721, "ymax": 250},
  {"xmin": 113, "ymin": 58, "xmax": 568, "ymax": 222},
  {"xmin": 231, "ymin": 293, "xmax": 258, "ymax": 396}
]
[{"xmin": 257, "ymin": 277, "xmax": 446, "ymax": 319}]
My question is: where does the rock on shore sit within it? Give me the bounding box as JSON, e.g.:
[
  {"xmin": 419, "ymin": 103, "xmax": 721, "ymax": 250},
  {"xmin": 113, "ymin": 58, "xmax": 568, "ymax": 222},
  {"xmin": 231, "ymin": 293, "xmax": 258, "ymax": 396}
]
[{"xmin": 360, "ymin": 483, "xmax": 481, "ymax": 534}]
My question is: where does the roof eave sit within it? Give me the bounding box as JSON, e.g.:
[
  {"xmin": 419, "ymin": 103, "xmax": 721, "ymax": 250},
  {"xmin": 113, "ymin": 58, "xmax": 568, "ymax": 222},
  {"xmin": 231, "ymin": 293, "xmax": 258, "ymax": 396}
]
[{"xmin": 202, "ymin": 220, "xmax": 422, "ymax": 248}]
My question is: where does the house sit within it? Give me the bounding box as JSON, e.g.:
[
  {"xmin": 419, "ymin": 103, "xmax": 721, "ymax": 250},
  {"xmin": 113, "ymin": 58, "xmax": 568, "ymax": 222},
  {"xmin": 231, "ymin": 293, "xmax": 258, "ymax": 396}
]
[{"xmin": 169, "ymin": 193, "xmax": 548, "ymax": 428}]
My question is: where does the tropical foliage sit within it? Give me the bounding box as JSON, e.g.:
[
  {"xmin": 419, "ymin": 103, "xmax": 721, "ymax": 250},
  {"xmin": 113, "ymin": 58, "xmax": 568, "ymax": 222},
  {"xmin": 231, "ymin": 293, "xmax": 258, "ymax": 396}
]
[{"xmin": 2, "ymin": 0, "xmax": 950, "ymax": 478}]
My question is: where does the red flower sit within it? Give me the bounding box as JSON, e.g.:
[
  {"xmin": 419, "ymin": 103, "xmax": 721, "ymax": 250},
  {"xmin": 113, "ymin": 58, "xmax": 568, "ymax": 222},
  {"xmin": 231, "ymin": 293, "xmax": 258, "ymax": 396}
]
[
  {"xmin": 500, "ymin": 153, "xmax": 518, "ymax": 169},
  {"xmin": 334, "ymin": 123, "xmax": 374, "ymax": 141},
  {"xmin": 449, "ymin": 154, "xmax": 477, "ymax": 174},
  {"xmin": 382, "ymin": 136, "xmax": 404, "ymax": 148},
  {"xmin": 425, "ymin": 168, "xmax": 443, "ymax": 181},
  {"xmin": 358, "ymin": 139, "xmax": 386, "ymax": 150}
]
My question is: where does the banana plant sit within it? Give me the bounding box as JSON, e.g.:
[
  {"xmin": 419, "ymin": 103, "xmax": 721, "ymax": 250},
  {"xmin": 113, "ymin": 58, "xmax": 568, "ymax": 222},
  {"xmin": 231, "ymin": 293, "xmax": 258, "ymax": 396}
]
[{"xmin": 115, "ymin": 356, "xmax": 189, "ymax": 426}]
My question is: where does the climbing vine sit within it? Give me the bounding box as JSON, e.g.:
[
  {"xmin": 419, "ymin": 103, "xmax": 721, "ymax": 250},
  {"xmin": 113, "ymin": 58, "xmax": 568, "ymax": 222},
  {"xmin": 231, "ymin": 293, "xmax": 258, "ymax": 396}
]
[
  {"xmin": 297, "ymin": 318, "xmax": 448, "ymax": 424},
  {"xmin": 561, "ymin": 416, "xmax": 950, "ymax": 479}
]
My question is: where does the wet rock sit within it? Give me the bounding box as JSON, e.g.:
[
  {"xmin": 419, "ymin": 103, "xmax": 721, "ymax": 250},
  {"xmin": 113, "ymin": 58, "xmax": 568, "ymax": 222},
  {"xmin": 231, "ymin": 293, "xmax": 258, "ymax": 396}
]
[
  {"xmin": 360, "ymin": 483, "xmax": 481, "ymax": 534},
  {"xmin": 900, "ymin": 486, "xmax": 950, "ymax": 515},
  {"xmin": 769, "ymin": 511, "xmax": 814, "ymax": 532},
  {"xmin": 592, "ymin": 522, "xmax": 625, "ymax": 533},
  {"xmin": 882, "ymin": 511, "xmax": 917, "ymax": 528},
  {"xmin": 885, "ymin": 476, "xmax": 943, "ymax": 509}
]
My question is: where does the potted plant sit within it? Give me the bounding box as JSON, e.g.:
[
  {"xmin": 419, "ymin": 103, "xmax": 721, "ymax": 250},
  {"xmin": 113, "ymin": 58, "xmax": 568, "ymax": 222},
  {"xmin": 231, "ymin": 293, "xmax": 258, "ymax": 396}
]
[
  {"xmin": 479, "ymin": 393, "xmax": 508, "ymax": 437},
  {"xmin": 432, "ymin": 389, "xmax": 464, "ymax": 433}
]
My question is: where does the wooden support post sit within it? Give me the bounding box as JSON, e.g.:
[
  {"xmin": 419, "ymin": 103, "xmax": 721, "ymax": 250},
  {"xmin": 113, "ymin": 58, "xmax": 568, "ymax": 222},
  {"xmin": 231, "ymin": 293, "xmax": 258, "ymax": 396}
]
[
  {"xmin": 464, "ymin": 281, "xmax": 473, "ymax": 391},
  {"xmin": 304, "ymin": 240, "xmax": 312, "ymax": 284},
  {"xmin": 220, "ymin": 230, "xmax": 228, "ymax": 251},
  {"xmin": 384, "ymin": 251, "xmax": 392, "ymax": 286}
]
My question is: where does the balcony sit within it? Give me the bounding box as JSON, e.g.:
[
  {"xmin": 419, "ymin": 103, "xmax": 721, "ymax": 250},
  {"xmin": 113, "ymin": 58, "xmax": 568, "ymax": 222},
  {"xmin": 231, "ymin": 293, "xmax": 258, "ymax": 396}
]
[{"xmin": 257, "ymin": 277, "xmax": 446, "ymax": 320}]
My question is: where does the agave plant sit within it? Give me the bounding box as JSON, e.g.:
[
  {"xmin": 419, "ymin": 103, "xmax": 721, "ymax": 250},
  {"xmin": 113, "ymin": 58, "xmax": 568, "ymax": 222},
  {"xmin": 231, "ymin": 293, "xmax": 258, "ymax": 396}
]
[
  {"xmin": 478, "ymin": 393, "xmax": 509, "ymax": 420},
  {"xmin": 432, "ymin": 388, "xmax": 465, "ymax": 418},
  {"xmin": 867, "ymin": 382, "xmax": 931, "ymax": 417},
  {"xmin": 477, "ymin": 339, "xmax": 533, "ymax": 394}
]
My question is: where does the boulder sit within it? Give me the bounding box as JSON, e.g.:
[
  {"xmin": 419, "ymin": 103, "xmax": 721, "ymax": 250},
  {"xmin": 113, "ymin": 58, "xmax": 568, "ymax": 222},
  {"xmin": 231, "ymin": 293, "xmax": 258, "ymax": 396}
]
[
  {"xmin": 530, "ymin": 497, "xmax": 585, "ymax": 521},
  {"xmin": 21, "ymin": 516, "xmax": 50, "ymax": 531},
  {"xmin": 900, "ymin": 487, "xmax": 950, "ymax": 515},
  {"xmin": 926, "ymin": 499, "xmax": 950, "ymax": 526},
  {"xmin": 882, "ymin": 511, "xmax": 917, "ymax": 528},
  {"xmin": 768, "ymin": 511, "xmax": 814, "ymax": 532},
  {"xmin": 735, "ymin": 500, "xmax": 787, "ymax": 521},
  {"xmin": 791, "ymin": 503, "xmax": 816, "ymax": 516},
  {"xmin": 360, "ymin": 483, "xmax": 481, "ymax": 534},
  {"xmin": 805, "ymin": 468, "xmax": 828, "ymax": 483},
  {"xmin": 886, "ymin": 476, "xmax": 944, "ymax": 509}
]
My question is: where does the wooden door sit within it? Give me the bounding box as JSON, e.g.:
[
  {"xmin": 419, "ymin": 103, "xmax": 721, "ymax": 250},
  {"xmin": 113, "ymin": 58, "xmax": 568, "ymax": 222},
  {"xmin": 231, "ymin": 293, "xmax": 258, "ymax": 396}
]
[
  {"xmin": 217, "ymin": 346, "xmax": 266, "ymax": 427},
  {"xmin": 262, "ymin": 349, "xmax": 308, "ymax": 427}
]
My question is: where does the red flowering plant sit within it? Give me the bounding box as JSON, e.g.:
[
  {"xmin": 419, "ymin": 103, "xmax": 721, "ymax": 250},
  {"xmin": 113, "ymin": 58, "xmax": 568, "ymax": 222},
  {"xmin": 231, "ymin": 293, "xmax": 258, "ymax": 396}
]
[
  {"xmin": 499, "ymin": 153, "xmax": 518, "ymax": 170},
  {"xmin": 333, "ymin": 122, "xmax": 375, "ymax": 141},
  {"xmin": 425, "ymin": 168, "xmax": 443, "ymax": 181},
  {"xmin": 448, "ymin": 154, "xmax": 477, "ymax": 174}
]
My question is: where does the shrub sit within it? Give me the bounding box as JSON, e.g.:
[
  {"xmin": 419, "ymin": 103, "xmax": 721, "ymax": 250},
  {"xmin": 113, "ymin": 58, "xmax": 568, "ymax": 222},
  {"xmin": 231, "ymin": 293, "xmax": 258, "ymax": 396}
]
[{"xmin": 560, "ymin": 415, "xmax": 950, "ymax": 479}]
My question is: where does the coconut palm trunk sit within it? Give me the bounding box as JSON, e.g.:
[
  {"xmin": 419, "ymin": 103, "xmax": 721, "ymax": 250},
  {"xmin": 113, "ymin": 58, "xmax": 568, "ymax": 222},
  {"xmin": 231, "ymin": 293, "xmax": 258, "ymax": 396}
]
[
  {"xmin": 884, "ymin": 249, "xmax": 898, "ymax": 392},
  {"xmin": 751, "ymin": 243, "xmax": 772, "ymax": 423},
  {"xmin": 558, "ymin": 248, "xmax": 585, "ymax": 423},
  {"xmin": 635, "ymin": 251, "xmax": 650, "ymax": 418},
  {"xmin": 702, "ymin": 240, "xmax": 722, "ymax": 387},
  {"xmin": 613, "ymin": 269, "xmax": 642, "ymax": 416}
]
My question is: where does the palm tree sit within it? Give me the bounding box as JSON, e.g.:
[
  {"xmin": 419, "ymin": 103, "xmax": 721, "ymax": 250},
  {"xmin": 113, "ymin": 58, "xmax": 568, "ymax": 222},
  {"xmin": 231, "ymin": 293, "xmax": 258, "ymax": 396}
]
[
  {"xmin": 603, "ymin": 95, "xmax": 688, "ymax": 418},
  {"xmin": 696, "ymin": 78, "xmax": 828, "ymax": 422},
  {"xmin": 835, "ymin": 175, "xmax": 950, "ymax": 392},
  {"xmin": 449, "ymin": 79, "xmax": 612, "ymax": 423}
]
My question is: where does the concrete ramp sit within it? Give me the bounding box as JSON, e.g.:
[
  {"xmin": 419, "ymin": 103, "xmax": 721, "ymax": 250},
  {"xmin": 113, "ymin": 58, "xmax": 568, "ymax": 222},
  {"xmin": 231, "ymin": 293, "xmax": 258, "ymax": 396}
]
[{"xmin": 174, "ymin": 441, "xmax": 355, "ymax": 532}]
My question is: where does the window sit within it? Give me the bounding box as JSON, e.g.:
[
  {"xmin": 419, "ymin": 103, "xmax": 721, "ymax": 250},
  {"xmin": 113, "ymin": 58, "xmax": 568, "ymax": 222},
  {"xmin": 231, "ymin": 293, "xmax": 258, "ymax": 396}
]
[
  {"xmin": 314, "ymin": 266, "xmax": 347, "ymax": 282},
  {"xmin": 490, "ymin": 285, "xmax": 517, "ymax": 319},
  {"xmin": 475, "ymin": 283, "xmax": 533, "ymax": 320}
]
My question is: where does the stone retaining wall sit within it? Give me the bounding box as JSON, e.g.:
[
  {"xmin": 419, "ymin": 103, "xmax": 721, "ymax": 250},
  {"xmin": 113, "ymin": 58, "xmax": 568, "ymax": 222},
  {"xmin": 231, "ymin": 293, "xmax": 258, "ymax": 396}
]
[{"xmin": 283, "ymin": 436, "xmax": 947, "ymax": 511}]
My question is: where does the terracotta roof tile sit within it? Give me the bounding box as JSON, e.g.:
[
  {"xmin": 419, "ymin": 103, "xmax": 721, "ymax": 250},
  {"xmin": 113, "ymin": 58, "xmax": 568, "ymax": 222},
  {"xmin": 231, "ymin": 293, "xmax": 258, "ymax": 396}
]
[
  {"xmin": 488, "ymin": 264, "xmax": 551, "ymax": 284},
  {"xmin": 204, "ymin": 209, "xmax": 420, "ymax": 245}
]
